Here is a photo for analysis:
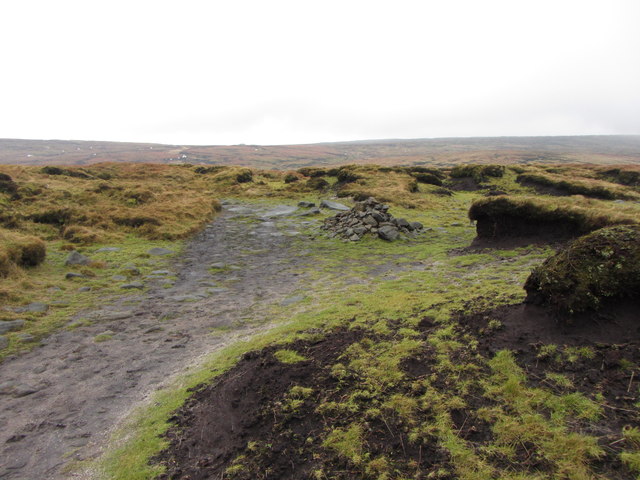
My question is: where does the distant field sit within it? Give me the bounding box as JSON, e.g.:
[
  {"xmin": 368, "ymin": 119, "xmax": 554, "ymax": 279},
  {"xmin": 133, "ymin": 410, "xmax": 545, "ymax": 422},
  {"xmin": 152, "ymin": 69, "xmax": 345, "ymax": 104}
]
[{"xmin": 1, "ymin": 135, "xmax": 640, "ymax": 169}]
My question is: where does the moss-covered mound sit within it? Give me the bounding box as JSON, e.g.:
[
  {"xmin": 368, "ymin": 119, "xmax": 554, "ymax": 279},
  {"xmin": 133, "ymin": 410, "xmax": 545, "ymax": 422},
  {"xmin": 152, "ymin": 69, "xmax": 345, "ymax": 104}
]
[
  {"xmin": 524, "ymin": 225, "xmax": 640, "ymax": 314},
  {"xmin": 468, "ymin": 196, "xmax": 636, "ymax": 239}
]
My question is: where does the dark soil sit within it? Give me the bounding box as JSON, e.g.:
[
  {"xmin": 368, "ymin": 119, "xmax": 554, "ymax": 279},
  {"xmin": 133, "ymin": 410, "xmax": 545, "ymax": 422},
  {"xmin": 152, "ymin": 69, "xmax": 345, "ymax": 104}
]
[
  {"xmin": 473, "ymin": 214, "xmax": 579, "ymax": 244},
  {"xmin": 460, "ymin": 301, "xmax": 640, "ymax": 479},
  {"xmin": 155, "ymin": 323, "xmax": 456, "ymax": 480},
  {"xmin": 155, "ymin": 328, "xmax": 365, "ymax": 480}
]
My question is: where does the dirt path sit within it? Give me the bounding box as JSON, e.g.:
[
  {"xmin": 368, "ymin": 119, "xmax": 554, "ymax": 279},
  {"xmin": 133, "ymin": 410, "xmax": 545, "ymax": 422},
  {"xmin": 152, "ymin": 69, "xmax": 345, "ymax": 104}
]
[{"xmin": 0, "ymin": 201, "xmax": 320, "ymax": 480}]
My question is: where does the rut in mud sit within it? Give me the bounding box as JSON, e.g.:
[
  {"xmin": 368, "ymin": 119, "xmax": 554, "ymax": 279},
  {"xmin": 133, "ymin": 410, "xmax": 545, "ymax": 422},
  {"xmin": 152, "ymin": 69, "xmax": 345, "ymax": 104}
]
[{"xmin": 0, "ymin": 201, "xmax": 323, "ymax": 480}]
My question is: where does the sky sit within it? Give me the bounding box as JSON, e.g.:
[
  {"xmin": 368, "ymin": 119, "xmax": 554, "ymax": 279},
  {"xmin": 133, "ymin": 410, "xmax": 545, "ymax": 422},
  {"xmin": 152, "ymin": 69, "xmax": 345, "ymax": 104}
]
[{"xmin": 1, "ymin": 0, "xmax": 639, "ymax": 145}]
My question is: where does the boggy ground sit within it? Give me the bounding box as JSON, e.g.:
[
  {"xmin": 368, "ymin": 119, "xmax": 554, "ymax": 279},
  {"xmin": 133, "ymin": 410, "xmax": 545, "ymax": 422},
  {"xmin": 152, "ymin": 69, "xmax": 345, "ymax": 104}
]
[
  {"xmin": 0, "ymin": 201, "xmax": 341, "ymax": 479},
  {"xmin": 154, "ymin": 234, "xmax": 640, "ymax": 479}
]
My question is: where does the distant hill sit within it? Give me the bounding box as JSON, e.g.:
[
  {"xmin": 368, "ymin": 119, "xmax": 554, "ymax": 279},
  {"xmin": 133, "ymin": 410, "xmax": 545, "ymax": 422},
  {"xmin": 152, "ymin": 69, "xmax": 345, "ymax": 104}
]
[{"xmin": 1, "ymin": 135, "xmax": 640, "ymax": 169}]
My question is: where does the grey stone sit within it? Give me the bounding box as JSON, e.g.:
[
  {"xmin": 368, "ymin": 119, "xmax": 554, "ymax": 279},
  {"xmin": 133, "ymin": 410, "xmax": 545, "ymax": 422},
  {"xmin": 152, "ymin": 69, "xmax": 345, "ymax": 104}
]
[
  {"xmin": 207, "ymin": 287, "xmax": 230, "ymax": 294},
  {"xmin": 320, "ymin": 200, "xmax": 350, "ymax": 211},
  {"xmin": 349, "ymin": 234, "xmax": 361, "ymax": 241},
  {"xmin": 147, "ymin": 247, "xmax": 174, "ymax": 256},
  {"xmin": 363, "ymin": 215, "xmax": 377, "ymax": 226},
  {"xmin": 111, "ymin": 275, "xmax": 127, "ymax": 281},
  {"xmin": 96, "ymin": 247, "xmax": 121, "ymax": 252},
  {"xmin": 151, "ymin": 270, "xmax": 171, "ymax": 275},
  {"xmin": 297, "ymin": 207, "xmax": 321, "ymax": 216},
  {"xmin": 0, "ymin": 336, "xmax": 8, "ymax": 351},
  {"xmin": 121, "ymin": 282, "xmax": 144, "ymax": 290},
  {"xmin": 353, "ymin": 226, "xmax": 367, "ymax": 235},
  {"xmin": 78, "ymin": 287, "xmax": 91, "ymax": 292},
  {"xmin": 13, "ymin": 302, "xmax": 49, "ymax": 313},
  {"xmin": 17, "ymin": 333, "xmax": 34, "ymax": 342},
  {"xmin": 0, "ymin": 319, "xmax": 25, "ymax": 334},
  {"xmin": 395, "ymin": 218, "xmax": 411, "ymax": 229},
  {"xmin": 65, "ymin": 251, "xmax": 91, "ymax": 266},
  {"xmin": 450, "ymin": 222, "xmax": 463, "ymax": 227},
  {"xmin": 98, "ymin": 311, "xmax": 134, "ymax": 321},
  {"xmin": 378, "ymin": 225, "xmax": 400, "ymax": 241},
  {"xmin": 298, "ymin": 201, "xmax": 316, "ymax": 208},
  {"xmin": 66, "ymin": 272, "xmax": 85, "ymax": 279},
  {"xmin": 262, "ymin": 205, "xmax": 298, "ymax": 217},
  {"xmin": 411, "ymin": 222, "xmax": 423, "ymax": 231},
  {"xmin": 280, "ymin": 295, "xmax": 305, "ymax": 306}
]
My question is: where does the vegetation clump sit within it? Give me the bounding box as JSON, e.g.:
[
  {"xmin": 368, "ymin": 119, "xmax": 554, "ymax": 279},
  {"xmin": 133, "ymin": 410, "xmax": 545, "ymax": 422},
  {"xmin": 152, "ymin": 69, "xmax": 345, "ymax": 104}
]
[
  {"xmin": 524, "ymin": 225, "xmax": 640, "ymax": 314},
  {"xmin": 468, "ymin": 196, "xmax": 636, "ymax": 239},
  {"xmin": 517, "ymin": 172, "xmax": 631, "ymax": 200},
  {"xmin": 450, "ymin": 164, "xmax": 505, "ymax": 182},
  {"xmin": 0, "ymin": 229, "xmax": 46, "ymax": 277}
]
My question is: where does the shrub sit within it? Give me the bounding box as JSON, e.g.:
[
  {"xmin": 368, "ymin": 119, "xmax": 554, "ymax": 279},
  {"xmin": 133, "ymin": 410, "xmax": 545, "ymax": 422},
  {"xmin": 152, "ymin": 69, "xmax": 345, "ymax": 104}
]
[
  {"xmin": 0, "ymin": 230, "xmax": 46, "ymax": 276},
  {"xmin": 236, "ymin": 169, "xmax": 253, "ymax": 183},
  {"xmin": 598, "ymin": 168, "xmax": 640, "ymax": 187},
  {"xmin": 517, "ymin": 173, "xmax": 624, "ymax": 200},
  {"xmin": 412, "ymin": 172, "xmax": 443, "ymax": 186},
  {"xmin": 30, "ymin": 208, "xmax": 74, "ymax": 226},
  {"xmin": 41, "ymin": 166, "xmax": 64, "ymax": 176},
  {"xmin": 194, "ymin": 165, "xmax": 226, "ymax": 175},
  {"xmin": 524, "ymin": 225, "xmax": 640, "ymax": 314},
  {"xmin": 297, "ymin": 167, "xmax": 328, "ymax": 177},
  {"xmin": 336, "ymin": 167, "xmax": 362, "ymax": 183},
  {"xmin": 112, "ymin": 216, "xmax": 162, "ymax": 228},
  {"xmin": 306, "ymin": 177, "xmax": 329, "ymax": 190},
  {"xmin": 62, "ymin": 225, "xmax": 103, "ymax": 244},
  {"xmin": 0, "ymin": 173, "xmax": 18, "ymax": 196},
  {"xmin": 451, "ymin": 164, "xmax": 505, "ymax": 182},
  {"xmin": 284, "ymin": 173, "xmax": 299, "ymax": 184}
]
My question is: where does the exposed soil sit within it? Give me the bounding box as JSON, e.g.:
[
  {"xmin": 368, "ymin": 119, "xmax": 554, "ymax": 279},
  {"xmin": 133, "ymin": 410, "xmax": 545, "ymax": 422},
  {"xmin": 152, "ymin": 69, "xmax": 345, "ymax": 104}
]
[
  {"xmin": 460, "ymin": 301, "xmax": 640, "ymax": 479},
  {"xmin": 155, "ymin": 324, "xmax": 455, "ymax": 480},
  {"xmin": 0, "ymin": 202, "xmax": 326, "ymax": 479},
  {"xmin": 473, "ymin": 215, "xmax": 579, "ymax": 244}
]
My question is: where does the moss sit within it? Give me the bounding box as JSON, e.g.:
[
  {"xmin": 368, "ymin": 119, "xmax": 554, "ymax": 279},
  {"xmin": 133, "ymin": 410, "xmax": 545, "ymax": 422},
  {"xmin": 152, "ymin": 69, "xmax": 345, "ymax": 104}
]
[
  {"xmin": 524, "ymin": 225, "xmax": 640, "ymax": 314},
  {"xmin": 273, "ymin": 349, "xmax": 307, "ymax": 364}
]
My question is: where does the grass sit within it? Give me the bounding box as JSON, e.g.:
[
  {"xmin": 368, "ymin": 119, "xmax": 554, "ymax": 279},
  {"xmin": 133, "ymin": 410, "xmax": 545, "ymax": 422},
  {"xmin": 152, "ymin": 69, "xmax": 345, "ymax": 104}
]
[{"xmin": 2, "ymin": 161, "xmax": 640, "ymax": 478}]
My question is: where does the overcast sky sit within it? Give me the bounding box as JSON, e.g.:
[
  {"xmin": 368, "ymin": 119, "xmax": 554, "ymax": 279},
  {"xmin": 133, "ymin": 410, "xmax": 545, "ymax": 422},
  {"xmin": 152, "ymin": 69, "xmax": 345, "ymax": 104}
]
[{"xmin": 1, "ymin": 0, "xmax": 639, "ymax": 145}]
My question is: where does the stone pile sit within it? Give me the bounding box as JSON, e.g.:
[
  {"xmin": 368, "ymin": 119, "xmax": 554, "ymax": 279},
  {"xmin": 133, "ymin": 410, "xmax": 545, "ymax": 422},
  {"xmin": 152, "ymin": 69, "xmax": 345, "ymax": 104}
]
[{"xmin": 322, "ymin": 197, "xmax": 423, "ymax": 241}]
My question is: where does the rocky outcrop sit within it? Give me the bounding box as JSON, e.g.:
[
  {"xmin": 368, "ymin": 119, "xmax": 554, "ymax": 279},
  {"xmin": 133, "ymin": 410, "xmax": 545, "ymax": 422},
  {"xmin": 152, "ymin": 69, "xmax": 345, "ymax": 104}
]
[{"xmin": 321, "ymin": 197, "xmax": 423, "ymax": 241}]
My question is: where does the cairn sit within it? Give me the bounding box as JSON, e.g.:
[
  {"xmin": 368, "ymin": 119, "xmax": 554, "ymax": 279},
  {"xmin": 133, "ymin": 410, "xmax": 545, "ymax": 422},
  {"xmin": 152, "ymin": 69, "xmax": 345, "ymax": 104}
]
[{"xmin": 322, "ymin": 197, "xmax": 423, "ymax": 241}]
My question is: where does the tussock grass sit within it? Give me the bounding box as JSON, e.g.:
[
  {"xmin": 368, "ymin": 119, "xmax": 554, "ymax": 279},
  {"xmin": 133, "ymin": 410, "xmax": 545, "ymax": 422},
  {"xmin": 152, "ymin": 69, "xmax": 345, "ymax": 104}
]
[
  {"xmin": 517, "ymin": 171, "xmax": 637, "ymax": 200},
  {"xmin": 468, "ymin": 195, "xmax": 638, "ymax": 238},
  {"xmin": 0, "ymin": 229, "xmax": 46, "ymax": 277}
]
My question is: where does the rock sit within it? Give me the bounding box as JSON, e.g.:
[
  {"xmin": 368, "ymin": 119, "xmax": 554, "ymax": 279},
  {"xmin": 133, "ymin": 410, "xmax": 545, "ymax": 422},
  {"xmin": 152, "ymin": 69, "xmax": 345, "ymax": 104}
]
[
  {"xmin": 0, "ymin": 336, "xmax": 8, "ymax": 351},
  {"xmin": 147, "ymin": 247, "xmax": 174, "ymax": 256},
  {"xmin": 66, "ymin": 272, "xmax": 85, "ymax": 279},
  {"xmin": 78, "ymin": 287, "xmax": 91, "ymax": 292},
  {"xmin": 395, "ymin": 218, "xmax": 411, "ymax": 229},
  {"xmin": 262, "ymin": 205, "xmax": 298, "ymax": 217},
  {"xmin": 13, "ymin": 302, "xmax": 49, "ymax": 313},
  {"xmin": 96, "ymin": 247, "xmax": 121, "ymax": 252},
  {"xmin": 450, "ymin": 222, "xmax": 463, "ymax": 227},
  {"xmin": 280, "ymin": 295, "xmax": 305, "ymax": 306},
  {"xmin": 121, "ymin": 282, "xmax": 144, "ymax": 289},
  {"xmin": 65, "ymin": 251, "xmax": 90, "ymax": 266},
  {"xmin": 0, "ymin": 320, "xmax": 26, "ymax": 334},
  {"xmin": 97, "ymin": 311, "xmax": 135, "ymax": 321},
  {"xmin": 151, "ymin": 270, "xmax": 171, "ymax": 275},
  {"xmin": 321, "ymin": 197, "xmax": 423, "ymax": 241},
  {"xmin": 297, "ymin": 207, "xmax": 321, "ymax": 216},
  {"xmin": 111, "ymin": 275, "xmax": 127, "ymax": 281},
  {"xmin": 378, "ymin": 226, "xmax": 400, "ymax": 241},
  {"xmin": 320, "ymin": 200, "xmax": 350, "ymax": 211},
  {"xmin": 298, "ymin": 201, "xmax": 316, "ymax": 208},
  {"xmin": 17, "ymin": 333, "xmax": 34, "ymax": 342}
]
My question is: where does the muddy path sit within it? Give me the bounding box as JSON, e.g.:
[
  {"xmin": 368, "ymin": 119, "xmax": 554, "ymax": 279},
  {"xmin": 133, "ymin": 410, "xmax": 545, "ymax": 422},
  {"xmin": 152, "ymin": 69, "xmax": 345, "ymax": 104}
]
[{"xmin": 0, "ymin": 201, "xmax": 323, "ymax": 480}]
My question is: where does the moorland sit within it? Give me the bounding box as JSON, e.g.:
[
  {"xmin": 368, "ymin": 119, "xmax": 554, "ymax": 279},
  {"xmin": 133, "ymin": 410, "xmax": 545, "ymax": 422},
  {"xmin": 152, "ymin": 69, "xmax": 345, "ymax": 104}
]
[{"xmin": 0, "ymin": 150, "xmax": 639, "ymax": 480}]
